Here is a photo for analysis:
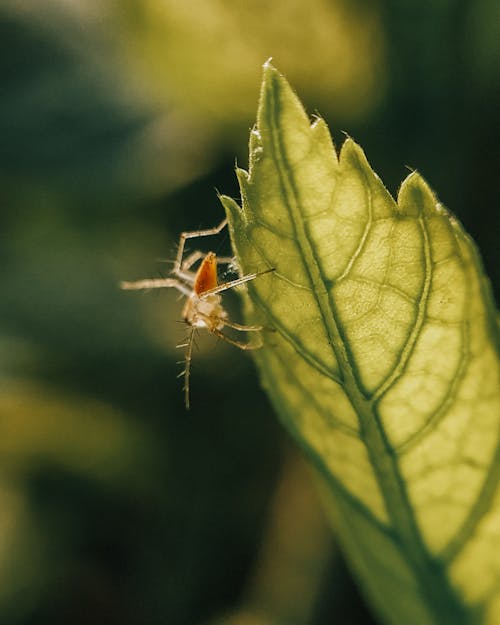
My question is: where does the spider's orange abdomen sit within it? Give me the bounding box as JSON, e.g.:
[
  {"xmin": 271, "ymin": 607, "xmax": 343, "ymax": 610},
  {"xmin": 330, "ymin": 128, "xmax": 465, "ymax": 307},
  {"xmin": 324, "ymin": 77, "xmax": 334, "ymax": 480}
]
[{"xmin": 194, "ymin": 252, "xmax": 218, "ymax": 295}]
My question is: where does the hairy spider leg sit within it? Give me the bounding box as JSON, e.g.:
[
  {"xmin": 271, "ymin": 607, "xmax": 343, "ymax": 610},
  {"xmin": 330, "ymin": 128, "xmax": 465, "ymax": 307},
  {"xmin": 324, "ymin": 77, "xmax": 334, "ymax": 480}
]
[
  {"xmin": 179, "ymin": 312, "xmax": 262, "ymax": 409},
  {"xmin": 211, "ymin": 327, "xmax": 263, "ymax": 350},
  {"xmin": 120, "ymin": 217, "xmax": 233, "ymax": 292},
  {"xmin": 120, "ymin": 277, "xmax": 192, "ymax": 296},
  {"xmin": 218, "ymin": 318, "xmax": 263, "ymax": 332},
  {"xmin": 181, "ymin": 250, "xmax": 235, "ymax": 274},
  {"xmin": 198, "ymin": 267, "xmax": 275, "ymax": 298},
  {"xmin": 182, "ymin": 326, "xmax": 197, "ymax": 410},
  {"xmin": 173, "ymin": 218, "xmax": 228, "ymax": 283}
]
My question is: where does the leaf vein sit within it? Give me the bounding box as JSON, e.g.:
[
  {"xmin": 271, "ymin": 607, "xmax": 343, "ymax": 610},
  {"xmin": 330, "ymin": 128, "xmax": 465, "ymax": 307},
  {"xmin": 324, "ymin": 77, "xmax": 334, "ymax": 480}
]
[{"xmin": 371, "ymin": 215, "xmax": 432, "ymax": 403}]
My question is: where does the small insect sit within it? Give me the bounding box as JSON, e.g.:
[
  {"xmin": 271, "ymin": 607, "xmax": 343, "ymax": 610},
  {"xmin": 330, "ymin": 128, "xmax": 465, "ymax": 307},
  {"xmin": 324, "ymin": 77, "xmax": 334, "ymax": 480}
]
[{"xmin": 120, "ymin": 218, "xmax": 273, "ymax": 409}]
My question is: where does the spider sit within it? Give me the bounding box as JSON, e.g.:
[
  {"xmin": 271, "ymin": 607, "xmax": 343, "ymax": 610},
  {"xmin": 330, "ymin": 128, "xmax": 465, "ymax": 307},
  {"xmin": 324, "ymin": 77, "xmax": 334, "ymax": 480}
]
[{"xmin": 120, "ymin": 218, "xmax": 273, "ymax": 409}]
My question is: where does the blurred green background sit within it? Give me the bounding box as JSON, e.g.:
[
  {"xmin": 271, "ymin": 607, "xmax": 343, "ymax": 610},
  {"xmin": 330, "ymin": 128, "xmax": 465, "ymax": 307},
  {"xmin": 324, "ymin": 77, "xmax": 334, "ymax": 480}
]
[{"xmin": 1, "ymin": 1, "xmax": 499, "ymax": 624}]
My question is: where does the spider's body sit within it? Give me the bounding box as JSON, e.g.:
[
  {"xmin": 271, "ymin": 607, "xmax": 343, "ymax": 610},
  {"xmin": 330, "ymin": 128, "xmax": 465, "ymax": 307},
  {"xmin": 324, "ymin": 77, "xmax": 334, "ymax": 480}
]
[
  {"xmin": 120, "ymin": 219, "xmax": 273, "ymax": 408},
  {"xmin": 183, "ymin": 292, "xmax": 227, "ymax": 330},
  {"xmin": 182, "ymin": 252, "xmax": 228, "ymax": 331},
  {"xmin": 193, "ymin": 251, "xmax": 218, "ymax": 295},
  {"xmin": 181, "ymin": 251, "xmax": 226, "ymax": 330}
]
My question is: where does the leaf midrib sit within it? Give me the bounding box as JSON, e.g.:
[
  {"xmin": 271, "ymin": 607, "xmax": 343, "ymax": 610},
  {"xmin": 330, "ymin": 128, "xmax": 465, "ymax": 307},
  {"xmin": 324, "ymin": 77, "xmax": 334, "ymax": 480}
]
[{"xmin": 262, "ymin": 73, "xmax": 472, "ymax": 625}]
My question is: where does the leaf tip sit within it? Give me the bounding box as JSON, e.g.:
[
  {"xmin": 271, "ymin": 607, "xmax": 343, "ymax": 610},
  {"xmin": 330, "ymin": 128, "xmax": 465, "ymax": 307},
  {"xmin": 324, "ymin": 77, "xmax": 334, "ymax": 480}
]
[
  {"xmin": 236, "ymin": 166, "xmax": 250, "ymax": 187},
  {"xmin": 339, "ymin": 136, "xmax": 372, "ymax": 173},
  {"xmin": 261, "ymin": 59, "xmax": 281, "ymax": 92},
  {"xmin": 262, "ymin": 57, "xmax": 275, "ymax": 71},
  {"xmin": 311, "ymin": 116, "xmax": 338, "ymax": 162},
  {"xmin": 259, "ymin": 61, "xmax": 299, "ymax": 111},
  {"xmin": 398, "ymin": 170, "xmax": 438, "ymax": 218},
  {"xmin": 260, "ymin": 61, "xmax": 294, "ymax": 112},
  {"xmin": 219, "ymin": 194, "xmax": 242, "ymax": 222},
  {"xmin": 234, "ymin": 167, "xmax": 252, "ymax": 216},
  {"xmin": 258, "ymin": 61, "xmax": 311, "ymax": 142}
]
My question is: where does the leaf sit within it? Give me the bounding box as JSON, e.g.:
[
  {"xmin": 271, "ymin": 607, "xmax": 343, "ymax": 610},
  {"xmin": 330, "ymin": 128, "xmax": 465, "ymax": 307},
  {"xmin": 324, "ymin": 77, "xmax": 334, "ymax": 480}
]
[{"xmin": 220, "ymin": 63, "xmax": 500, "ymax": 625}]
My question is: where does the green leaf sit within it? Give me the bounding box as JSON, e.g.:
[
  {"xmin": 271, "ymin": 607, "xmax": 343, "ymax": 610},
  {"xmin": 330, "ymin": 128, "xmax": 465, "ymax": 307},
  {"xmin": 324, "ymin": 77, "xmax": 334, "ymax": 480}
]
[{"xmin": 220, "ymin": 63, "xmax": 500, "ymax": 625}]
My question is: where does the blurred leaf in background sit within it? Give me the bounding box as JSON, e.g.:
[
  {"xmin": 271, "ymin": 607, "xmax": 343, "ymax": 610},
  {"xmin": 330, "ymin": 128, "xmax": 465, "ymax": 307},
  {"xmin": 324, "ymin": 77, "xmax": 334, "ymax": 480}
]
[{"xmin": 0, "ymin": 0, "xmax": 498, "ymax": 624}]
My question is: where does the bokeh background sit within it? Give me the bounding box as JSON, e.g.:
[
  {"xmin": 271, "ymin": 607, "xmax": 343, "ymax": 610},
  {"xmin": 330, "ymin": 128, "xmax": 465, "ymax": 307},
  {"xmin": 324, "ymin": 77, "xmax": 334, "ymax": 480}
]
[{"xmin": 1, "ymin": 1, "xmax": 499, "ymax": 624}]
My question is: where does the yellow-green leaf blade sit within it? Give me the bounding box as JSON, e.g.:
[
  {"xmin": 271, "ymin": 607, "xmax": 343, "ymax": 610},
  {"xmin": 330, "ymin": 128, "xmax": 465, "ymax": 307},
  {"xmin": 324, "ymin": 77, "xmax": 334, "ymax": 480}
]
[{"xmin": 222, "ymin": 63, "xmax": 500, "ymax": 625}]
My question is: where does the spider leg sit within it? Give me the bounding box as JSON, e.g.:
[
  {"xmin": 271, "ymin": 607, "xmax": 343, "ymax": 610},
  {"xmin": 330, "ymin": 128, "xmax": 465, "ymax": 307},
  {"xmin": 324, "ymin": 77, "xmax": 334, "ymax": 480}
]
[
  {"xmin": 217, "ymin": 317, "xmax": 275, "ymax": 333},
  {"xmin": 181, "ymin": 250, "xmax": 206, "ymax": 271},
  {"xmin": 174, "ymin": 218, "xmax": 228, "ymax": 274},
  {"xmin": 218, "ymin": 318, "xmax": 263, "ymax": 332},
  {"xmin": 200, "ymin": 267, "xmax": 274, "ymax": 298},
  {"xmin": 211, "ymin": 328, "xmax": 262, "ymax": 350},
  {"xmin": 181, "ymin": 252, "xmax": 235, "ymax": 271},
  {"xmin": 215, "ymin": 256, "xmax": 236, "ymax": 266},
  {"xmin": 120, "ymin": 278, "xmax": 191, "ymax": 296},
  {"xmin": 176, "ymin": 326, "xmax": 196, "ymax": 410},
  {"xmin": 177, "ymin": 252, "xmax": 236, "ymax": 284}
]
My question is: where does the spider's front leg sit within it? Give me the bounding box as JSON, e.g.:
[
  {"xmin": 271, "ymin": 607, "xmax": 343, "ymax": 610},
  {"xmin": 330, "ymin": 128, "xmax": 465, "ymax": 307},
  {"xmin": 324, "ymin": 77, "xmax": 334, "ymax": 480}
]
[
  {"xmin": 177, "ymin": 250, "xmax": 237, "ymax": 285},
  {"xmin": 200, "ymin": 267, "xmax": 275, "ymax": 298},
  {"xmin": 173, "ymin": 218, "xmax": 228, "ymax": 277},
  {"xmin": 120, "ymin": 278, "xmax": 191, "ymax": 297}
]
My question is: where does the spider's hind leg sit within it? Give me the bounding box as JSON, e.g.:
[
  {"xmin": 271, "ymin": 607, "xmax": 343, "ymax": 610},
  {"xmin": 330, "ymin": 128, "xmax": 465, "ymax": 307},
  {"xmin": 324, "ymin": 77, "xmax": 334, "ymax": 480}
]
[
  {"xmin": 212, "ymin": 328, "xmax": 263, "ymax": 350},
  {"xmin": 219, "ymin": 319, "xmax": 263, "ymax": 332},
  {"xmin": 176, "ymin": 326, "xmax": 197, "ymax": 410}
]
